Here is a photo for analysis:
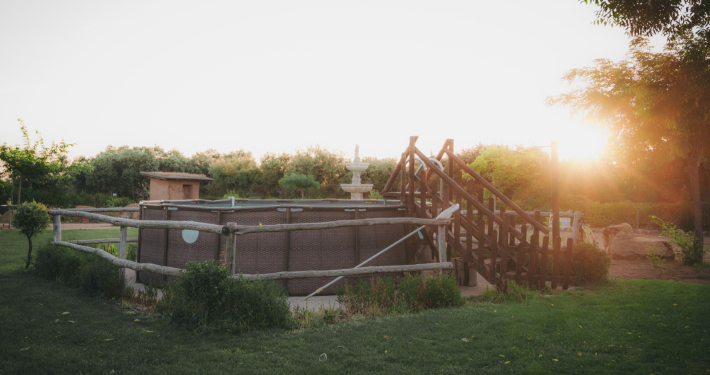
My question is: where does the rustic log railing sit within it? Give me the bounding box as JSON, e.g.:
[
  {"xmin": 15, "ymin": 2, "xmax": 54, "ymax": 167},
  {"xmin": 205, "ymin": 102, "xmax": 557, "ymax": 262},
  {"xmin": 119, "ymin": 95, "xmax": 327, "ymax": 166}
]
[
  {"xmin": 380, "ymin": 137, "xmax": 585, "ymax": 290},
  {"xmin": 48, "ymin": 207, "xmax": 456, "ymax": 284}
]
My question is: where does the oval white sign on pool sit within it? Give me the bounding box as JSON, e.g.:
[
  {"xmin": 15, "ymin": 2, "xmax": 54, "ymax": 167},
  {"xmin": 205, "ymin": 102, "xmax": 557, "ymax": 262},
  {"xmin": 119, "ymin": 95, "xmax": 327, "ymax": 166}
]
[{"xmin": 182, "ymin": 229, "xmax": 199, "ymax": 244}]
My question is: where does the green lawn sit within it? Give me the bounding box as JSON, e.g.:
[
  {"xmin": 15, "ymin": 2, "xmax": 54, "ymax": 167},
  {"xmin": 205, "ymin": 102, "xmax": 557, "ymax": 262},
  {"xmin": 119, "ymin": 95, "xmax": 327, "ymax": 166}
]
[{"xmin": 1, "ymin": 229, "xmax": 709, "ymax": 374}]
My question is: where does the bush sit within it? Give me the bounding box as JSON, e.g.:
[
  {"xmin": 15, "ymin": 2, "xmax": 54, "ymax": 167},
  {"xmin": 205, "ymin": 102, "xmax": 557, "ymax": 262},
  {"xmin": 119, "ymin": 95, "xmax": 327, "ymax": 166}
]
[
  {"xmin": 33, "ymin": 243, "xmax": 86, "ymax": 286},
  {"xmin": 157, "ymin": 260, "xmax": 292, "ymax": 333},
  {"xmin": 33, "ymin": 242, "xmax": 127, "ymax": 299},
  {"xmin": 335, "ymin": 272, "xmax": 464, "ymax": 316},
  {"xmin": 652, "ymin": 216, "xmax": 704, "ymax": 266},
  {"xmin": 570, "ymin": 242, "xmax": 611, "ymax": 285},
  {"xmin": 79, "ymin": 258, "xmax": 125, "ymax": 299}
]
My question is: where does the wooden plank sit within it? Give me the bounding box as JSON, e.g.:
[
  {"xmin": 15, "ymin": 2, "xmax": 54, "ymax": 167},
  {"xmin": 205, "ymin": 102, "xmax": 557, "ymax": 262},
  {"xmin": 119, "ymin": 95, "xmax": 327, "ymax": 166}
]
[
  {"xmin": 515, "ymin": 243, "xmax": 525, "ymax": 285},
  {"xmin": 551, "ymin": 236, "xmax": 561, "ymax": 289},
  {"xmin": 454, "ymin": 201, "xmax": 461, "ymax": 258},
  {"xmin": 69, "ymin": 238, "xmax": 139, "ymax": 245},
  {"xmin": 48, "ymin": 209, "xmax": 229, "ymax": 235},
  {"xmin": 55, "ymin": 207, "xmax": 140, "ymax": 212},
  {"xmin": 443, "ymin": 148, "xmax": 549, "ymax": 234},
  {"xmin": 527, "ymin": 234, "xmax": 539, "ymax": 287},
  {"xmin": 499, "ymin": 213, "xmax": 509, "ymax": 282},
  {"xmin": 419, "ymin": 168, "xmax": 428, "ymax": 219},
  {"xmin": 563, "ymin": 238, "xmax": 573, "ymax": 290},
  {"xmin": 458, "ymin": 210, "xmax": 580, "ymax": 218},
  {"xmin": 431, "ymin": 179, "xmax": 439, "ymax": 219},
  {"xmin": 400, "ymin": 152, "xmax": 406, "ymax": 205},
  {"xmin": 236, "ymin": 262, "xmax": 455, "ymax": 281},
  {"xmin": 539, "ymin": 236, "xmax": 549, "ymax": 289}
]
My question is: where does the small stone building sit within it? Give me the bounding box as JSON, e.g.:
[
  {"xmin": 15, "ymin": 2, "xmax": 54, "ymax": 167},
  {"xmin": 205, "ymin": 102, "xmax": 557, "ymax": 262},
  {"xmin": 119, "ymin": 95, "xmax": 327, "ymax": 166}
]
[{"xmin": 139, "ymin": 172, "xmax": 214, "ymax": 201}]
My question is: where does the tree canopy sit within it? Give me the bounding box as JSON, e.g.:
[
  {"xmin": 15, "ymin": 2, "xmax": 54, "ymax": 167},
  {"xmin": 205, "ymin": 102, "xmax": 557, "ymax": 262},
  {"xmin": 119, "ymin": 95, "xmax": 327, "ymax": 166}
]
[
  {"xmin": 582, "ymin": 0, "xmax": 710, "ymax": 44},
  {"xmin": 278, "ymin": 173, "xmax": 319, "ymax": 199},
  {"xmin": 0, "ymin": 120, "xmax": 91, "ymax": 204},
  {"xmin": 548, "ymin": 35, "xmax": 710, "ymax": 260}
]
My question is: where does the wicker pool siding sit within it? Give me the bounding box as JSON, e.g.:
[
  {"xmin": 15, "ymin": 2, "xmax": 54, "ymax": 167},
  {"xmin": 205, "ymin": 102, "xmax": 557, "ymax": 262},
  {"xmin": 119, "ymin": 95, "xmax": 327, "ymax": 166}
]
[{"xmin": 137, "ymin": 200, "xmax": 410, "ymax": 295}]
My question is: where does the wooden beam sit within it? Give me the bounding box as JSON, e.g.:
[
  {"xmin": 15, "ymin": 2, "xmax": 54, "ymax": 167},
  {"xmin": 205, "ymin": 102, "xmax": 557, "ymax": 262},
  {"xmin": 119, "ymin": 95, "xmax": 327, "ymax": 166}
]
[
  {"xmin": 54, "ymin": 207, "xmax": 140, "ymax": 212},
  {"xmin": 53, "ymin": 215, "xmax": 61, "ymax": 242},
  {"xmin": 225, "ymin": 217, "xmax": 451, "ymax": 235},
  {"xmin": 53, "ymin": 241, "xmax": 183, "ymax": 277},
  {"xmin": 48, "ymin": 209, "xmax": 229, "ymax": 235},
  {"xmin": 234, "ymin": 262, "xmax": 454, "ymax": 281},
  {"xmin": 69, "ymin": 238, "xmax": 138, "ymax": 244}
]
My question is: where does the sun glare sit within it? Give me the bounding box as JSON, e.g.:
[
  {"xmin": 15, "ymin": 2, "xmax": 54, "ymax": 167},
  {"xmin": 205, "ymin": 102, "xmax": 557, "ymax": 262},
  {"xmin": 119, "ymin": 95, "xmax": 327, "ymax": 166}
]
[{"xmin": 555, "ymin": 124, "xmax": 607, "ymax": 160}]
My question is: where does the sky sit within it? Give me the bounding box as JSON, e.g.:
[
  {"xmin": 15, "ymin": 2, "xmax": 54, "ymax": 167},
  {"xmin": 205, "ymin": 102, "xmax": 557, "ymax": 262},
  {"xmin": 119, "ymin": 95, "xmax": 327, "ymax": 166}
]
[{"xmin": 0, "ymin": 0, "xmax": 667, "ymax": 163}]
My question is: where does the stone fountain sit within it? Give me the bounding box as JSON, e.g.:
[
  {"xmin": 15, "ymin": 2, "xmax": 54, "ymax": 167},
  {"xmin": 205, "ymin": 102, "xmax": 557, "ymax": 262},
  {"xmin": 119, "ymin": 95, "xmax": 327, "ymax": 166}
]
[{"xmin": 341, "ymin": 145, "xmax": 373, "ymax": 200}]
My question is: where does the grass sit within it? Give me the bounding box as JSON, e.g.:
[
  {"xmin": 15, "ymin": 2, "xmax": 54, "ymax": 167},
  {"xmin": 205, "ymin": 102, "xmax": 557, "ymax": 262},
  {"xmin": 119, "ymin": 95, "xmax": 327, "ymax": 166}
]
[{"xmin": 1, "ymin": 229, "xmax": 710, "ymax": 374}]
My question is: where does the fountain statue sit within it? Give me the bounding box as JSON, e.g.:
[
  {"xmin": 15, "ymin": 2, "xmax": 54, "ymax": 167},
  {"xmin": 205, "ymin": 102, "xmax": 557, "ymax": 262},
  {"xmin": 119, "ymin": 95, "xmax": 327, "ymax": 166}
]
[{"xmin": 341, "ymin": 144, "xmax": 374, "ymax": 200}]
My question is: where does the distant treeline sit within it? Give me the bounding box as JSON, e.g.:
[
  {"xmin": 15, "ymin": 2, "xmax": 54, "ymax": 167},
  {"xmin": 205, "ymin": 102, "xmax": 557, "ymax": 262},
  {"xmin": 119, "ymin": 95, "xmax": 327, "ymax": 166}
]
[{"xmin": 1, "ymin": 143, "xmax": 705, "ymax": 229}]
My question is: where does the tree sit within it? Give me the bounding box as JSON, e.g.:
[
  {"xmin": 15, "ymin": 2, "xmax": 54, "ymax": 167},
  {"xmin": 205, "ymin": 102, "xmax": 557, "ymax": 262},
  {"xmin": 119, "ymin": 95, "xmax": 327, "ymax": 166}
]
[
  {"xmin": 259, "ymin": 152, "xmax": 291, "ymax": 198},
  {"xmin": 279, "ymin": 173, "xmax": 319, "ymax": 199},
  {"xmin": 11, "ymin": 201, "xmax": 51, "ymax": 269},
  {"xmin": 548, "ymin": 36, "xmax": 710, "ymax": 263},
  {"xmin": 0, "ymin": 120, "xmax": 91, "ymax": 204},
  {"xmin": 286, "ymin": 146, "xmax": 347, "ymax": 198},
  {"xmin": 582, "ymin": 0, "xmax": 710, "ymax": 44},
  {"xmin": 208, "ymin": 150, "xmax": 258, "ymax": 197}
]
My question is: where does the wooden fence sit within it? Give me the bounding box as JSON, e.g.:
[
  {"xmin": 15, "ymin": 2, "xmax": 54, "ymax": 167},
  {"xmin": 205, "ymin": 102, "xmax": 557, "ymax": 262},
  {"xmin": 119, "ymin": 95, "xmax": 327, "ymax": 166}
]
[{"xmin": 47, "ymin": 207, "xmax": 456, "ymax": 283}]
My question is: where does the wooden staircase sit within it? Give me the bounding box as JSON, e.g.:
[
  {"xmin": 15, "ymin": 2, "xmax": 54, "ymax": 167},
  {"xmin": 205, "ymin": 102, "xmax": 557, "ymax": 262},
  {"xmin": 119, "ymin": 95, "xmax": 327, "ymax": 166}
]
[{"xmin": 381, "ymin": 137, "xmax": 577, "ymax": 290}]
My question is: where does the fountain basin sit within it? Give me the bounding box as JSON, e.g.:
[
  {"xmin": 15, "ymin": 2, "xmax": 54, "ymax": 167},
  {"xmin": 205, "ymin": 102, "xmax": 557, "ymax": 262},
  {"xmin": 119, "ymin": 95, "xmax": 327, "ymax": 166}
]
[
  {"xmin": 341, "ymin": 184, "xmax": 374, "ymax": 193},
  {"xmin": 345, "ymin": 163, "xmax": 369, "ymax": 172}
]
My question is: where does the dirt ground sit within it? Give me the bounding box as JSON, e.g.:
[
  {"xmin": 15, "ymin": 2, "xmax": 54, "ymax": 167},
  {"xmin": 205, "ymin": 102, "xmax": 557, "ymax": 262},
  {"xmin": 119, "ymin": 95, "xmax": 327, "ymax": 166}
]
[{"xmin": 563, "ymin": 229, "xmax": 710, "ymax": 285}]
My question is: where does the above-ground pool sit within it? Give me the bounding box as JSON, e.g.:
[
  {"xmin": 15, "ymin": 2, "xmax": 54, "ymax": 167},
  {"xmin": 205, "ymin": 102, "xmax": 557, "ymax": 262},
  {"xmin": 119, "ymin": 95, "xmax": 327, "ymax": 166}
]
[{"xmin": 137, "ymin": 199, "xmax": 410, "ymax": 295}]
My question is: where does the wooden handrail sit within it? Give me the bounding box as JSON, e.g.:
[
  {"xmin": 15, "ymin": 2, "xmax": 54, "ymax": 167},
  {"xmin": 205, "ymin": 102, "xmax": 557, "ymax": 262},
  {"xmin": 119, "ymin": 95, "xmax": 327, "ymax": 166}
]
[
  {"xmin": 53, "ymin": 241, "xmax": 184, "ymax": 276},
  {"xmin": 444, "ymin": 148, "xmax": 549, "ymax": 234},
  {"xmin": 55, "ymin": 207, "xmax": 139, "ymax": 212}
]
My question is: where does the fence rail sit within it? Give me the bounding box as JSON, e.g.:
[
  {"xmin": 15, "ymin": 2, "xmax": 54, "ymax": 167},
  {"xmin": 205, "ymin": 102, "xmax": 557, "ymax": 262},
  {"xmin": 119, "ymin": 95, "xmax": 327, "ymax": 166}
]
[{"xmin": 48, "ymin": 208, "xmax": 455, "ymax": 285}]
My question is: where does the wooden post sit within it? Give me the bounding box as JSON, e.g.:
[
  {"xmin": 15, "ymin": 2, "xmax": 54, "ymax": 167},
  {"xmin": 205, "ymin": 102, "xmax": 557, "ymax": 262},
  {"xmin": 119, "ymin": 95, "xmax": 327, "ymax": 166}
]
[
  {"xmin": 437, "ymin": 223, "xmax": 447, "ymax": 274},
  {"xmin": 226, "ymin": 232, "xmax": 236, "ymax": 275},
  {"xmin": 162, "ymin": 208, "xmax": 170, "ymax": 282},
  {"xmin": 353, "ymin": 208, "xmax": 360, "ymax": 265},
  {"xmin": 527, "ymin": 234, "xmax": 538, "ymax": 288},
  {"xmin": 214, "ymin": 210, "xmax": 222, "ymax": 261},
  {"xmin": 539, "ymin": 236, "xmax": 549, "ymax": 290},
  {"xmin": 516, "ymin": 224, "xmax": 527, "ymax": 285},
  {"xmin": 400, "ymin": 152, "xmax": 406, "ymax": 205},
  {"xmin": 420, "ymin": 169, "xmax": 427, "ymax": 219},
  {"xmin": 476, "ymin": 186, "xmax": 485, "ymax": 280},
  {"xmin": 490, "ymin": 229, "xmax": 498, "ymax": 282},
  {"xmin": 499, "ymin": 213, "xmax": 509, "ymax": 282},
  {"xmin": 136, "ymin": 206, "xmax": 142, "ymax": 282},
  {"xmin": 551, "ymin": 236, "xmax": 561, "ymax": 290},
  {"xmin": 431, "ymin": 179, "xmax": 439, "ymax": 220},
  {"xmin": 119, "ymin": 226, "xmax": 127, "ymax": 278},
  {"xmin": 563, "ymin": 238, "xmax": 573, "ymax": 290},
  {"xmin": 408, "ymin": 136, "xmax": 417, "ymax": 215},
  {"xmin": 53, "ymin": 215, "xmax": 61, "ymax": 242},
  {"xmin": 466, "ymin": 181, "xmax": 474, "ymax": 263},
  {"xmin": 454, "ymin": 202, "xmax": 461, "ymax": 258},
  {"xmin": 572, "ymin": 211, "xmax": 582, "ymax": 245},
  {"xmin": 551, "ymin": 141, "xmax": 560, "ymax": 240}
]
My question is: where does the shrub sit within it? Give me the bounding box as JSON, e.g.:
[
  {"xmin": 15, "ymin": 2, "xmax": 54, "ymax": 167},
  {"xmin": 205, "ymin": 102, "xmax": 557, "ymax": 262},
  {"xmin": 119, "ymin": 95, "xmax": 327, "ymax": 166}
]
[
  {"xmin": 33, "ymin": 242, "xmax": 127, "ymax": 299},
  {"xmin": 335, "ymin": 272, "xmax": 464, "ymax": 316},
  {"xmin": 11, "ymin": 201, "xmax": 51, "ymax": 269},
  {"xmin": 157, "ymin": 260, "xmax": 292, "ymax": 333},
  {"xmin": 79, "ymin": 258, "xmax": 125, "ymax": 299},
  {"xmin": 652, "ymin": 216, "xmax": 704, "ymax": 266},
  {"xmin": 33, "ymin": 243, "xmax": 86, "ymax": 286},
  {"xmin": 570, "ymin": 242, "xmax": 611, "ymax": 285}
]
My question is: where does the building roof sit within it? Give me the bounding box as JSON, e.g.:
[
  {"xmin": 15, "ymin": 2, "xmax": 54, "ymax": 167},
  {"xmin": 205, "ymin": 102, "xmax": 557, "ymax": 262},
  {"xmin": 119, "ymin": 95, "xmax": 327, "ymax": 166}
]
[{"xmin": 140, "ymin": 172, "xmax": 214, "ymax": 181}]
